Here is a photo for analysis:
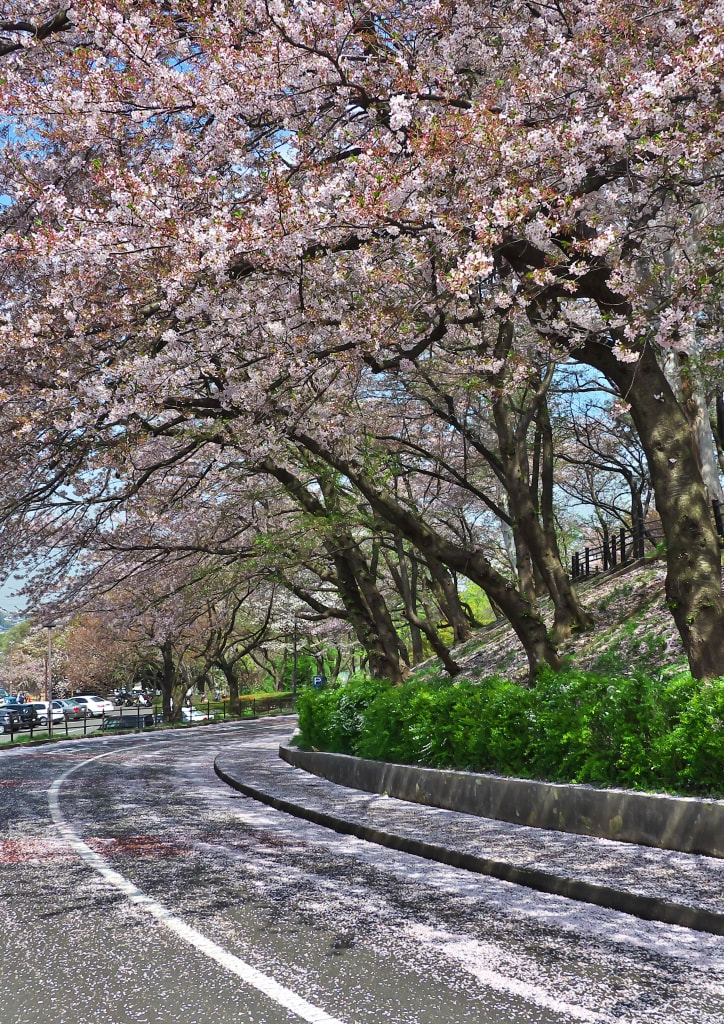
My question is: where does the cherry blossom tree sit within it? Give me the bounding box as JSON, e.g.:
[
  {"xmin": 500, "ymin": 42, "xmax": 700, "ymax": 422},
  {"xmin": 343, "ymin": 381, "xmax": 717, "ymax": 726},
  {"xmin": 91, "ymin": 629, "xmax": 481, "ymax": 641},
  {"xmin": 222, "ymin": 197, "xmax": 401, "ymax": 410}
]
[{"xmin": 1, "ymin": 1, "xmax": 723, "ymax": 677}]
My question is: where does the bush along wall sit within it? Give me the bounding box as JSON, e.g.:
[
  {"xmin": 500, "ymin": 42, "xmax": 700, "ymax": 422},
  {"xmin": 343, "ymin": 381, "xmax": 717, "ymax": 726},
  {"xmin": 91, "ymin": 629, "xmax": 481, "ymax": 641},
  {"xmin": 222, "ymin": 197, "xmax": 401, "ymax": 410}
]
[{"xmin": 295, "ymin": 670, "xmax": 724, "ymax": 798}]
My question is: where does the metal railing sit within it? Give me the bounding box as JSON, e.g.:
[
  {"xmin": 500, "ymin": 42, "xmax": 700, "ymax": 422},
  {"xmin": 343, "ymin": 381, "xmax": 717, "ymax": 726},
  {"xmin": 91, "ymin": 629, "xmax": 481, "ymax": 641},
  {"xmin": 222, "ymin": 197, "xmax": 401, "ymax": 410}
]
[{"xmin": 0, "ymin": 693, "xmax": 297, "ymax": 743}]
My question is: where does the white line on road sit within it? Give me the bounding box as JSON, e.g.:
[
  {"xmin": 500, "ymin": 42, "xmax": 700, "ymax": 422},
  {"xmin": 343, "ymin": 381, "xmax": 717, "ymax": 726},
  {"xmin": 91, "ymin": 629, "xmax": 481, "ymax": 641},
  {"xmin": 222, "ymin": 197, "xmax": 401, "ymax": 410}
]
[{"xmin": 47, "ymin": 749, "xmax": 346, "ymax": 1024}]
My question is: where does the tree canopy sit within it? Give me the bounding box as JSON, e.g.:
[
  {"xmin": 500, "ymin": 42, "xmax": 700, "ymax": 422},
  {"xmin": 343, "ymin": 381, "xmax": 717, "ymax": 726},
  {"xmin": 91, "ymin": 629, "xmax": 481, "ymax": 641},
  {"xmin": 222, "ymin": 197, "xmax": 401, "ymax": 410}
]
[{"xmin": 1, "ymin": 1, "xmax": 723, "ymax": 680}]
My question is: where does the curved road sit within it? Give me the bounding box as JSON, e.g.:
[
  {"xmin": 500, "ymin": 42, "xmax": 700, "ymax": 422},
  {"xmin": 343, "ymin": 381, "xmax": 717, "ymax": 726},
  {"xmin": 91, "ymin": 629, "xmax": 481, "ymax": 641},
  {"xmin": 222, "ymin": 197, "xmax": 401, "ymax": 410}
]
[{"xmin": 0, "ymin": 719, "xmax": 722, "ymax": 1024}]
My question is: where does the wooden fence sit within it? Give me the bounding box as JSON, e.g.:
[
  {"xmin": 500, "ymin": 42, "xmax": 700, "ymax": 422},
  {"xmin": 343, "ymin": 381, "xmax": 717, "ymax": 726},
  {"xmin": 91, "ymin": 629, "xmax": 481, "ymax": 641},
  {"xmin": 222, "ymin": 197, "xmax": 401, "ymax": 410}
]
[{"xmin": 570, "ymin": 499, "xmax": 724, "ymax": 581}]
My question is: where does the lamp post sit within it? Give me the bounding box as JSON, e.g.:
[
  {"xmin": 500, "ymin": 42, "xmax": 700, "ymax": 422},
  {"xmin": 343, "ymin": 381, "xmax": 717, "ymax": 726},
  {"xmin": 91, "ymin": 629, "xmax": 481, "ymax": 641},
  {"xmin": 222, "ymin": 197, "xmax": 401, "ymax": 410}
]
[{"xmin": 45, "ymin": 626, "xmax": 53, "ymax": 738}]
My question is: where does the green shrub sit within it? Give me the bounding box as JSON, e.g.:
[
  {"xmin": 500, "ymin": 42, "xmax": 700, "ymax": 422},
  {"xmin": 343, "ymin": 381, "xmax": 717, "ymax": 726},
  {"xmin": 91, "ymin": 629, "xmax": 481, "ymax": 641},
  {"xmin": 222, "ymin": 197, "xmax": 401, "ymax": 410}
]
[
  {"xmin": 656, "ymin": 674, "xmax": 724, "ymax": 794},
  {"xmin": 296, "ymin": 670, "xmax": 724, "ymax": 797},
  {"xmin": 297, "ymin": 678, "xmax": 390, "ymax": 753}
]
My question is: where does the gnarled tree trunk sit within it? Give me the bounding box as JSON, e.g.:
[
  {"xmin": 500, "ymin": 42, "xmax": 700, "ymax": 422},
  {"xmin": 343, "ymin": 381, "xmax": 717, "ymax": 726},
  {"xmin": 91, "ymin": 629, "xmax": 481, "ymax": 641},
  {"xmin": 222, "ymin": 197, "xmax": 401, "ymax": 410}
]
[{"xmin": 581, "ymin": 339, "xmax": 724, "ymax": 679}]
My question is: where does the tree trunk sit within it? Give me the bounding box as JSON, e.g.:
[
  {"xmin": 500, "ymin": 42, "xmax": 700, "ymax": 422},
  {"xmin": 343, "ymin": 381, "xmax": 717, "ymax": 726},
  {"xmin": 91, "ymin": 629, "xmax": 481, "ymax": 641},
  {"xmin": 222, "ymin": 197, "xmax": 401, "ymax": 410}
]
[
  {"xmin": 407, "ymin": 602, "xmax": 461, "ymax": 676},
  {"xmin": 493, "ymin": 390, "xmax": 594, "ymax": 643},
  {"xmin": 386, "ymin": 548, "xmax": 460, "ymax": 675},
  {"xmin": 581, "ymin": 339, "xmax": 724, "ymax": 678},
  {"xmin": 395, "ymin": 535, "xmax": 424, "ymax": 664},
  {"xmin": 715, "ymin": 395, "xmax": 724, "ymax": 475},
  {"xmin": 262, "ymin": 457, "xmax": 409, "ymax": 684},
  {"xmin": 160, "ymin": 641, "xmax": 188, "ymax": 723},
  {"xmin": 679, "ymin": 354, "xmax": 724, "ymax": 505},
  {"xmin": 290, "ymin": 433, "xmax": 559, "ymax": 683},
  {"xmin": 160, "ymin": 641, "xmax": 175, "ymax": 723},
  {"xmin": 332, "ymin": 539, "xmax": 409, "ymax": 684},
  {"xmin": 217, "ymin": 657, "xmax": 241, "ymax": 716},
  {"xmin": 424, "ymin": 554, "xmax": 471, "ymax": 643}
]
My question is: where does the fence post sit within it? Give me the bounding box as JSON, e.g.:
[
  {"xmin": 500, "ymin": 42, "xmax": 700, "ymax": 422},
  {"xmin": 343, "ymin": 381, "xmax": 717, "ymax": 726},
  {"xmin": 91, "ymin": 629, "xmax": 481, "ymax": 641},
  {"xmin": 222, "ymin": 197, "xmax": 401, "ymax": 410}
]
[
  {"xmin": 602, "ymin": 526, "xmax": 609, "ymax": 570},
  {"xmin": 584, "ymin": 547, "xmax": 590, "ymax": 577},
  {"xmin": 635, "ymin": 519, "xmax": 645, "ymax": 559}
]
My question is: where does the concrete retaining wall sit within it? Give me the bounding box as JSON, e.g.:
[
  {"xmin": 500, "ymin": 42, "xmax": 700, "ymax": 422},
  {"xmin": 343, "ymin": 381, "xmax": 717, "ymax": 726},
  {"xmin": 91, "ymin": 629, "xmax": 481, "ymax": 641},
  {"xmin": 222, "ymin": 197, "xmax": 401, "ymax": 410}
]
[{"xmin": 279, "ymin": 746, "xmax": 724, "ymax": 858}]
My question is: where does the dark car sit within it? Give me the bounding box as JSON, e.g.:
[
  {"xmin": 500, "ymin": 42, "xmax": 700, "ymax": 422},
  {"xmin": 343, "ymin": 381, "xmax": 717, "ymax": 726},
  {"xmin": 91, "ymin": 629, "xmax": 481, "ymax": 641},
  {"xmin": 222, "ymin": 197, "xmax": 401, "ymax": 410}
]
[
  {"xmin": 0, "ymin": 706, "xmax": 20, "ymax": 734},
  {"xmin": 101, "ymin": 710, "xmax": 155, "ymax": 731},
  {"xmin": 15, "ymin": 703, "xmax": 40, "ymax": 730},
  {"xmin": 3, "ymin": 698, "xmax": 41, "ymax": 728}
]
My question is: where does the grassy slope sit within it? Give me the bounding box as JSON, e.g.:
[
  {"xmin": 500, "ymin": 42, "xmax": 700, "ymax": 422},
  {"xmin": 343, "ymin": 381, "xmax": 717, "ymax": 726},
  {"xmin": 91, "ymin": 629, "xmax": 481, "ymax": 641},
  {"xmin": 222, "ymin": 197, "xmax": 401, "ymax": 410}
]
[{"xmin": 417, "ymin": 557, "xmax": 688, "ymax": 685}]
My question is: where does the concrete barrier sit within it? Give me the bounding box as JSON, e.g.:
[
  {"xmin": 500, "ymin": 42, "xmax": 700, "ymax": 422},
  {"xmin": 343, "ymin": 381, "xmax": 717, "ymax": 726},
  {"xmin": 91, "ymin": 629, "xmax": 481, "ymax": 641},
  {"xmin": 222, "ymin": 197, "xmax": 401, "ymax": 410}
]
[{"xmin": 279, "ymin": 746, "xmax": 724, "ymax": 858}]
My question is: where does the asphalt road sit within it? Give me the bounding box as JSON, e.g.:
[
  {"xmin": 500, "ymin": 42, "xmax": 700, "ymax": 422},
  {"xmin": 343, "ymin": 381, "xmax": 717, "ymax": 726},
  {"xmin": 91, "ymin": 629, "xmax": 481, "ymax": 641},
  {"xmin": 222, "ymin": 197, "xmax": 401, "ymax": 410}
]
[{"xmin": 0, "ymin": 720, "xmax": 722, "ymax": 1024}]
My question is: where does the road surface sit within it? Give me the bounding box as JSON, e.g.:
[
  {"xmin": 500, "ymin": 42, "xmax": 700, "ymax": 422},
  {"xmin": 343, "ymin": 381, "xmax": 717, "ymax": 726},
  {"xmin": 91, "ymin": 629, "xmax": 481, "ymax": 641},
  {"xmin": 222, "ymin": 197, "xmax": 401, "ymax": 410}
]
[{"xmin": 0, "ymin": 719, "xmax": 722, "ymax": 1024}]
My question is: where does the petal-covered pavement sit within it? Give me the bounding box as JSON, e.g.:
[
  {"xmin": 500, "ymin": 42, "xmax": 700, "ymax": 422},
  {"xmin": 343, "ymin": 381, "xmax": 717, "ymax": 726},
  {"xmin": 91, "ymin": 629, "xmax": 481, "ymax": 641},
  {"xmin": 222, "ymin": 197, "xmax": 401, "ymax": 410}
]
[{"xmin": 0, "ymin": 718, "xmax": 722, "ymax": 1024}]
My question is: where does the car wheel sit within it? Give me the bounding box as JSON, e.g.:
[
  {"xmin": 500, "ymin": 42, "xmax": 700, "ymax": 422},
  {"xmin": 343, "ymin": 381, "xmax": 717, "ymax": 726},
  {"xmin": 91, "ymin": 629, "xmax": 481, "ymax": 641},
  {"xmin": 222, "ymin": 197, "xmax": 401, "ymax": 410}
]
[{"xmin": 39, "ymin": 716, "xmax": 47, "ymax": 725}]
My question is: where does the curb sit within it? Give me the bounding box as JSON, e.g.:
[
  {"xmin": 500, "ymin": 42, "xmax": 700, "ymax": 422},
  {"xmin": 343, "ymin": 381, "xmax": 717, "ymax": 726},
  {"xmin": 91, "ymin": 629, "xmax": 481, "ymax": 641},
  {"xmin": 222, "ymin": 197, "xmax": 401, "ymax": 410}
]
[
  {"xmin": 278, "ymin": 746, "xmax": 724, "ymax": 859},
  {"xmin": 213, "ymin": 758, "xmax": 724, "ymax": 937}
]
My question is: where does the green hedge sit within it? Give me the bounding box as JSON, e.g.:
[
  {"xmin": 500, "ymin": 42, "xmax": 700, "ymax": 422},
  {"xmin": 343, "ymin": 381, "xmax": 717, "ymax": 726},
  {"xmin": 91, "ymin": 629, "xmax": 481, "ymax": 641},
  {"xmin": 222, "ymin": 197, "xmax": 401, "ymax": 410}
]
[{"xmin": 296, "ymin": 670, "xmax": 724, "ymax": 797}]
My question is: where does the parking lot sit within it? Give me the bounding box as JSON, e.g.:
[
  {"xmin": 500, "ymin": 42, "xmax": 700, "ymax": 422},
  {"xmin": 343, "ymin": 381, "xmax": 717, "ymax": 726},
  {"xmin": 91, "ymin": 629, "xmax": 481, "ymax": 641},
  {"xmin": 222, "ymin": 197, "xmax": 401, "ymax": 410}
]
[
  {"xmin": 0, "ymin": 707, "xmax": 158, "ymax": 743},
  {"xmin": 0, "ymin": 692, "xmax": 295, "ymax": 746}
]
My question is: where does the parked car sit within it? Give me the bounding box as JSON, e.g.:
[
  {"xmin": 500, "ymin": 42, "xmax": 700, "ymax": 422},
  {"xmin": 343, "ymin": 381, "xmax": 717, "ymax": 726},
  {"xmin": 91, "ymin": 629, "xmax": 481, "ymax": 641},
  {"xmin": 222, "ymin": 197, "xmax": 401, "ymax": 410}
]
[
  {"xmin": 15, "ymin": 703, "xmax": 40, "ymax": 730},
  {"xmin": 57, "ymin": 698, "xmax": 88, "ymax": 721},
  {"xmin": 29, "ymin": 701, "xmax": 65, "ymax": 726},
  {"xmin": 0, "ymin": 697, "xmax": 38, "ymax": 729},
  {"xmin": 0, "ymin": 706, "xmax": 20, "ymax": 734},
  {"xmin": 101, "ymin": 710, "xmax": 155, "ymax": 731},
  {"xmin": 70, "ymin": 695, "xmax": 115, "ymax": 718},
  {"xmin": 181, "ymin": 707, "xmax": 215, "ymax": 723}
]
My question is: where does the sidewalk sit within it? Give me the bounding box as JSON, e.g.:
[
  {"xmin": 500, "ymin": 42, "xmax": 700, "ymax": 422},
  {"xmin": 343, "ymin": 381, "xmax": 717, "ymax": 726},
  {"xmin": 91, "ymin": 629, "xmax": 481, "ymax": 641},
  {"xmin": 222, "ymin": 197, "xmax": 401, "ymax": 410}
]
[{"xmin": 214, "ymin": 718, "xmax": 724, "ymax": 936}]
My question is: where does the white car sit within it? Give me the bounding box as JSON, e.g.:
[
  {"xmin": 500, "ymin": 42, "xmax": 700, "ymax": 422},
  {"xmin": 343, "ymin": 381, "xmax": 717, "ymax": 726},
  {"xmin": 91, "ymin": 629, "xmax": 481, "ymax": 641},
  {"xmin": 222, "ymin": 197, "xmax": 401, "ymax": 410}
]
[
  {"xmin": 181, "ymin": 707, "xmax": 214, "ymax": 723},
  {"xmin": 71, "ymin": 695, "xmax": 116, "ymax": 718},
  {"xmin": 29, "ymin": 701, "xmax": 65, "ymax": 725}
]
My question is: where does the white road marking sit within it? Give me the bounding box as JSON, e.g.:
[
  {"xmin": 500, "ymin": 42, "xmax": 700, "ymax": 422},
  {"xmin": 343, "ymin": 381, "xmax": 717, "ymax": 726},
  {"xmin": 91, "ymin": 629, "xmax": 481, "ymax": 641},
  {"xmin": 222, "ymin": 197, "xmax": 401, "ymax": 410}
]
[{"xmin": 47, "ymin": 750, "xmax": 346, "ymax": 1024}]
